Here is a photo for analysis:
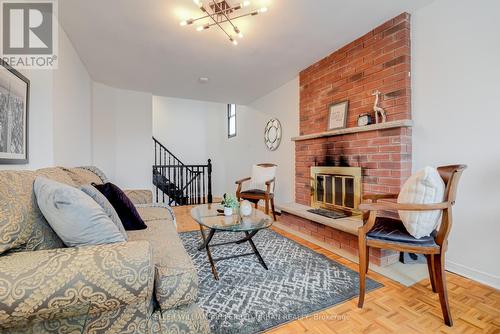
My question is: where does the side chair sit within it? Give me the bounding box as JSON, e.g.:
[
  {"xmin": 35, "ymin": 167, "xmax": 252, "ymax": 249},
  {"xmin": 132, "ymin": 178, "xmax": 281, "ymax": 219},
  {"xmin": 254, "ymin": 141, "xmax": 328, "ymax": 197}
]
[
  {"xmin": 235, "ymin": 163, "xmax": 277, "ymax": 221},
  {"xmin": 357, "ymin": 165, "xmax": 467, "ymax": 327}
]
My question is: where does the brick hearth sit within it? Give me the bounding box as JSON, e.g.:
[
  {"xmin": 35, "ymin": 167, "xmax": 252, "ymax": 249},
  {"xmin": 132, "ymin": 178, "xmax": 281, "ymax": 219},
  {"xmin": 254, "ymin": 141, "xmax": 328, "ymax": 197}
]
[{"xmin": 282, "ymin": 13, "xmax": 413, "ymax": 267}]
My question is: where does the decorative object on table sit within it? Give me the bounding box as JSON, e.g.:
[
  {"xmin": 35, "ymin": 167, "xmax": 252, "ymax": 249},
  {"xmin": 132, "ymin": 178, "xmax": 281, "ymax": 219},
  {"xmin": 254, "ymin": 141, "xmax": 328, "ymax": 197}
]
[
  {"xmin": 264, "ymin": 118, "xmax": 282, "ymax": 151},
  {"xmin": 357, "ymin": 113, "xmax": 373, "ymax": 127},
  {"xmin": 221, "ymin": 193, "xmax": 238, "ymax": 216},
  {"xmin": 0, "ymin": 60, "xmax": 30, "ymax": 164},
  {"xmin": 239, "ymin": 200, "xmax": 253, "ymax": 216},
  {"xmin": 327, "ymin": 100, "xmax": 348, "ymax": 130},
  {"xmin": 180, "ymin": 229, "xmax": 382, "ymax": 333},
  {"xmin": 357, "ymin": 165, "xmax": 467, "ymax": 327},
  {"xmin": 178, "ymin": 0, "xmax": 269, "ymax": 46},
  {"xmin": 372, "ymin": 90, "xmax": 387, "ymax": 124},
  {"xmin": 236, "ymin": 163, "xmax": 277, "ymax": 220}
]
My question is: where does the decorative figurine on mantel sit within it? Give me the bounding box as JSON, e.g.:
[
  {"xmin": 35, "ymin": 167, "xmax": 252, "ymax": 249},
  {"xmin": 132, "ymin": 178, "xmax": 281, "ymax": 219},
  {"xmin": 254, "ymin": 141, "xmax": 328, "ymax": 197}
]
[{"xmin": 372, "ymin": 90, "xmax": 387, "ymax": 124}]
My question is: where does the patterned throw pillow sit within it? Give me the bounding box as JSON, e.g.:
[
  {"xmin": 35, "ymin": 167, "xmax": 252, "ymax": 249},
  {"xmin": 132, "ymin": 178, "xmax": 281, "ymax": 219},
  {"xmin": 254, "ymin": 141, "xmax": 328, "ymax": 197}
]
[
  {"xmin": 398, "ymin": 167, "xmax": 446, "ymax": 239},
  {"xmin": 93, "ymin": 183, "xmax": 147, "ymax": 231},
  {"xmin": 80, "ymin": 184, "xmax": 128, "ymax": 240},
  {"xmin": 34, "ymin": 177, "xmax": 126, "ymax": 247}
]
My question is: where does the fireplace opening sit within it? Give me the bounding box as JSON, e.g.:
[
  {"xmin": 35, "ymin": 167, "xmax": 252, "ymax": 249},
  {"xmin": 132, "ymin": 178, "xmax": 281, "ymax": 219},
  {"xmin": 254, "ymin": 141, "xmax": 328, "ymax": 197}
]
[{"xmin": 309, "ymin": 166, "xmax": 362, "ymax": 218}]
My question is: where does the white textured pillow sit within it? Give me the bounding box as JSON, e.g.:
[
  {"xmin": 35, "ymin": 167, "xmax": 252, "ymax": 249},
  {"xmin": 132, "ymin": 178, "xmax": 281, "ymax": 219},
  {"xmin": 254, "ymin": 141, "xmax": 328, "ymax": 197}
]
[
  {"xmin": 398, "ymin": 167, "xmax": 445, "ymax": 239},
  {"xmin": 250, "ymin": 165, "xmax": 276, "ymax": 191},
  {"xmin": 34, "ymin": 177, "xmax": 126, "ymax": 247}
]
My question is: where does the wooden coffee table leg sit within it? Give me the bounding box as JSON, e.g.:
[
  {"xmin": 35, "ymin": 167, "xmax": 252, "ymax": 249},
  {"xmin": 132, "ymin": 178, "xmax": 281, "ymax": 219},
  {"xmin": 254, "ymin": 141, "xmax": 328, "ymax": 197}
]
[
  {"xmin": 201, "ymin": 229, "xmax": 219, "ymax": 280},
  {"xmin": 245, "ymin": 231, "xmax": 269, "ymax": 270}
]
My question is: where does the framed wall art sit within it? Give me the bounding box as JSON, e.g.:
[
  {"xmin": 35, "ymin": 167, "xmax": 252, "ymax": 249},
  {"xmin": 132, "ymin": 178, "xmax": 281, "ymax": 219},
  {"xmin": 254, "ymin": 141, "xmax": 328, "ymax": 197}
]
[
  {"xmin": 0, "ymin": 60, "xmax": 30, "ymax": 164},
  {"xmin": 327, "ymin": 101, "xmax": 348, "ymax": 131}
]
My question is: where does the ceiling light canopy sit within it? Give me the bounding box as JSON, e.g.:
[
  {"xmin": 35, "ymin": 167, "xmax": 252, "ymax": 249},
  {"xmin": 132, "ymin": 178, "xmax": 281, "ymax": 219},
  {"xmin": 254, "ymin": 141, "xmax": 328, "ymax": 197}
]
[{"xmin": 179, "ymin": 0, "xmax": 269, "ymax": 45}]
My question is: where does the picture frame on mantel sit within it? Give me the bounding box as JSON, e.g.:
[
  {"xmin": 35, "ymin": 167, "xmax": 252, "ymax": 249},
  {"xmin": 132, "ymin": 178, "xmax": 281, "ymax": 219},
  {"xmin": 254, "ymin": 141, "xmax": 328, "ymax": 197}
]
[
  {"xmin": 327, "ymin": 101, "xmax": 348, "ymax": 131},
  {"xmin": 0, "ymin": 60, "xmax": 30, "ymax": 164}
]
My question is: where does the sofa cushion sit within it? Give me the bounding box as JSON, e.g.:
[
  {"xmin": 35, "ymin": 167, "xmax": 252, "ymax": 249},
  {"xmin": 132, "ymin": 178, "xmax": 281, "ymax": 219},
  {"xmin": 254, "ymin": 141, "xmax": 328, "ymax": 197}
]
[
  {"xmin": 128, "ymin": 213, "xmax": 198, "ymax": 311},
  {"xmin": 81, "ymin": 184, "xmax": 128, "ymax": 240},
  {"xmin": 93, "ymin": 183, "xmax": 147, "ymax": 231},
  {"xmin": 61, "ymin": 167, "xmax": 105, "ymax": 186},
  {"xmin": 34, "ymin": 177, "xmax": 126, "ymax": 247}
]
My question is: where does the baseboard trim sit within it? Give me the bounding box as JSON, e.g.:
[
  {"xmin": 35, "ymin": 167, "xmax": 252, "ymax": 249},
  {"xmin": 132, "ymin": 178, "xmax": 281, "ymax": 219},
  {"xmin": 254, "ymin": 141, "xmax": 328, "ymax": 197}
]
[{"xmin": 446, "ymin": 261, "xmax": 500, "ymax": 290}]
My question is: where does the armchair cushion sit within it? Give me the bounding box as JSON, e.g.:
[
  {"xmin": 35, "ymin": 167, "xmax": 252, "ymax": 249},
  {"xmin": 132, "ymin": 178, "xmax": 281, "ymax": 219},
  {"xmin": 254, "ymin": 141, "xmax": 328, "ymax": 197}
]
[
  {"xmin": 0, "ymin": 241, "xmax": 154, "ymax": 330},
  {"xmin": 241, "ymin": 189, "xmax": 266, "ymax": 196},
  {"xmin": 250, "ymin": 165, "xmax": 276, "ymax": 191},
  {"xmin": 123, "ymin": 189, "xmax": 153, "ymax": 205},
  {"xmin": 398, "ymin": 166, "xmax": 445, "ymax": 238},
  {"xmin": 367, "ymin": 217, "xmax": 438, "ymax": 248}
]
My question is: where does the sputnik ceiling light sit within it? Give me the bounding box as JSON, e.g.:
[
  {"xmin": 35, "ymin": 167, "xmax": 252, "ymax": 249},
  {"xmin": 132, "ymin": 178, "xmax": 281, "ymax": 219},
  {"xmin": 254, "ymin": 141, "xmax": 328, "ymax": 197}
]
[{"xmin": 180, "ymin": 0, "xmax": 268, "ymax": 45}]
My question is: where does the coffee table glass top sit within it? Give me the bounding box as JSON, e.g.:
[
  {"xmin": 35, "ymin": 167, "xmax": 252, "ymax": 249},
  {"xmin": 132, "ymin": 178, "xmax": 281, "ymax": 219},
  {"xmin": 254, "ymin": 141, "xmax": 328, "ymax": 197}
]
[{"xmin": 191, "ymin": 204, "xmax": 273, "ymax": 232}]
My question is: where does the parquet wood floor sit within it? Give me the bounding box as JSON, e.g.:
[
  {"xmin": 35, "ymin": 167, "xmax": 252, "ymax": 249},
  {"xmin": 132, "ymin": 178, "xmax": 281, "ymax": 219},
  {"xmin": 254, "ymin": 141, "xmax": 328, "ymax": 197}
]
[{"xmin": 173, "ymin": 205, "xmax": 500, "ymax": 333}]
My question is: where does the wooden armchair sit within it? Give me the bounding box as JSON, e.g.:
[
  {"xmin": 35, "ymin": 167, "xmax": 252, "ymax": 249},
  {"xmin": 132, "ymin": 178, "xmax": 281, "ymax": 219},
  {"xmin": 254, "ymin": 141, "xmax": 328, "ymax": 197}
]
[
  {"xmin": 236, "ymin": 163, "xmax": 277, "ymax": 221},
  {"xmin": 357, "ymin": 165, "xmax": 467, "ymax": 327}
]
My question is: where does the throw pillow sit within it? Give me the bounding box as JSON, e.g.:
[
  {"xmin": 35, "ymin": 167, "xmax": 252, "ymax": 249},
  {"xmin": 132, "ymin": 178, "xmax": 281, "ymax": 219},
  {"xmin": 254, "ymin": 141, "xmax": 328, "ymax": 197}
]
[
  {"xmin": 80, "ymin": 184, "xmax": 128, "ymax": 240},
  {"xmin": 93, "ymin": 182, "xmax": 147, "ymax": 230},
  {"xmin": 250, "ymin": 165, "xmax": 276, "ymax": 191},
  {"xmin": 33, "ymin": 176, "xmax": 126, "ymax": 247},
  {"xmin": 398, "ymin": 167, "xmax": 446, "ymax": 239}
]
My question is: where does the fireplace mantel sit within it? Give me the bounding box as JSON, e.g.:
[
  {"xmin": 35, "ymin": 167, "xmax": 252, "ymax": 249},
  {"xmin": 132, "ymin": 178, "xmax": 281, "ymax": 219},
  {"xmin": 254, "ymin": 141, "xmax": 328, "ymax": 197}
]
[{"xmin": 291, "ymin": 120, "xmax": 413, "ymax": 142}]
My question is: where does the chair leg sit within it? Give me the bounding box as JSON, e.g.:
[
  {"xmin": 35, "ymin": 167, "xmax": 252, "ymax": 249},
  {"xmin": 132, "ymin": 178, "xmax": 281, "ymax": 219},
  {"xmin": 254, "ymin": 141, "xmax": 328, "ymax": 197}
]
[
  {"xmin": 426, "ymin": 254, "xmax": 437, "ymax": 293},
  {"xmin": 433, "ymin": 253, "xmax": 453, "ymax": 326},
  {"xmin": 358, "ymin": 237, "xmax": 367, "ymax": 308},
  {"xmin": 365, "ymin": 246, "xmax": 370, "ymax": 274},
  {"xmin": 264, "ymin": 197, "xmax": 270, "ymax": 215},
  {"xmin": 270, "ymin": 197, "xmax": 277, "ymax": 221}
]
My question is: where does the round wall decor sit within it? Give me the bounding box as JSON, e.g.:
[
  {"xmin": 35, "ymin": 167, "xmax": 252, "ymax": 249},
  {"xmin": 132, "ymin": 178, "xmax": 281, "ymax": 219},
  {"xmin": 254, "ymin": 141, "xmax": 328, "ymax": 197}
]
[{"xmin": 264, "ymin": 118, "xmax": 282, "ymax": 151}]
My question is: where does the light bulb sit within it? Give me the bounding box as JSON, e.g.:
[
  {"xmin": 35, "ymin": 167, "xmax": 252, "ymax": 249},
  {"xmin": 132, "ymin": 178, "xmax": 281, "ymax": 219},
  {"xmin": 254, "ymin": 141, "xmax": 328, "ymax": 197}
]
[
  {"xmin": 260, "ymin": 7, "xmax": 268, "ymax": 13},
  {"xmin": 243, "ymin": 1, "xmax": 251, "ymax": 7},
  {"xmin": 180, "ymin": 20, "xmax": 187, "ymax": 26},
  {"xmin": 238, "ymin": 32, "xmax": 244, "ymax": 38},
  {"xmin": 196, "ymin": 26, "xmax": 204, "ymax": 31},
  {"xmin": 232, "ymin": 39, "xmax": 238, "ymax": 46},
  {"xmin": 193, "ymin": 0, "xmax": 201, "ymax": 6}
]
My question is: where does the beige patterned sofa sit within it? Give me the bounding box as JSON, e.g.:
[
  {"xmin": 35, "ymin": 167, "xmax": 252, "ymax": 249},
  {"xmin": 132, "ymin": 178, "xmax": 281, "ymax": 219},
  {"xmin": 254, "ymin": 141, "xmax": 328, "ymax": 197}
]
[{"xmin": 0, "ymin": 166, "xmax": 210, "ymax": 333}]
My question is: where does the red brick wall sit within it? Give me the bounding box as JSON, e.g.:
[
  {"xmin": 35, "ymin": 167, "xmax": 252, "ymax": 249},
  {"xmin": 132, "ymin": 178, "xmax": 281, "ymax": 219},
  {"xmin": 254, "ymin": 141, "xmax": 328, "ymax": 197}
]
[{"xmin": 296, "ymin": 13, "xmax": 412, "ymax": 205}]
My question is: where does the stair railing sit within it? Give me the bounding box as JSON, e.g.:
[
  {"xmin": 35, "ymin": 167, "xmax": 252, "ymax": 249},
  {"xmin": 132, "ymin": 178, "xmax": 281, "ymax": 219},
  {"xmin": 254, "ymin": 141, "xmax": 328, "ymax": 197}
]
[{"xmin": 153, "ymin": 137, "xmax": 213, "ymax": 206}]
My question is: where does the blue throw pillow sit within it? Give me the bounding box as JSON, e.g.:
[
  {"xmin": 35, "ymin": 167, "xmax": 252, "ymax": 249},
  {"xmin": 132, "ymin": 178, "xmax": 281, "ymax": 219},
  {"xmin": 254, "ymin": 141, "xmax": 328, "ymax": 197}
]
[
  {"xmin": 92, "ymin": 182, "xmax": 147, "ymax": 230},
  {"xmin": 34, "ymin": 177, "xmax": 126, "ymax": 247}
]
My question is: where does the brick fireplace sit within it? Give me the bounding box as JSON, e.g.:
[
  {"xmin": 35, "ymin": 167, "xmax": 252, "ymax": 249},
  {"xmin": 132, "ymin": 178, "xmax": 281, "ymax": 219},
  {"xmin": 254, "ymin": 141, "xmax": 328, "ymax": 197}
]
[{"xmin": 279, "ymin": 13, "xmax": 413, "ymax": 267}]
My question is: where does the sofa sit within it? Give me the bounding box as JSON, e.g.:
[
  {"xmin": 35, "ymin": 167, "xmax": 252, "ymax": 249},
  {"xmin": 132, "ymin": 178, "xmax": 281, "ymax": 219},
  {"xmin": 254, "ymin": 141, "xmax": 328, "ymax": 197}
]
[{"xmin": 0, "ymin": 166, "xmax": 210, "ymax": 333}]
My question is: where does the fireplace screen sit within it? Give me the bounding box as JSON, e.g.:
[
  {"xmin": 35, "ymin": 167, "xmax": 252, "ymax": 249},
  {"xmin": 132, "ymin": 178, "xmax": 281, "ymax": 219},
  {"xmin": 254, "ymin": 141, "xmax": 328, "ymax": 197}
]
[{"xmin": 311, "ymin": 167, "xmax": 362, "ymax": 215}]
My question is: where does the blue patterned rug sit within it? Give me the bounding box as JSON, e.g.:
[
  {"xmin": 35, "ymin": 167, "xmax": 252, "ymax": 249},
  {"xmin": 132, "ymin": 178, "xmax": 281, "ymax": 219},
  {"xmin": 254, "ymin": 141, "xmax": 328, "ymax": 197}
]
[{"xmin": 180, "ymin": 229, "xmax": 382, "ymax": 334}]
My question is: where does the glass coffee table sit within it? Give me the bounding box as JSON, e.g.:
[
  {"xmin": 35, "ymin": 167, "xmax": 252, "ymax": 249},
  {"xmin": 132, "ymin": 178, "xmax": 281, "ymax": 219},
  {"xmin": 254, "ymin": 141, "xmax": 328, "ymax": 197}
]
[{"xmin": 191, "ymin": 204, "xmax": 273, "ymax": 280}]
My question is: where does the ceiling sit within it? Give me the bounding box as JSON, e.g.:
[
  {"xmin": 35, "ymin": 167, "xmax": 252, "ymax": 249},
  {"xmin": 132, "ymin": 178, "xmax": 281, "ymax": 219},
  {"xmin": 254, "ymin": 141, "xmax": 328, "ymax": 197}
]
[{"xmin": 59, "ymin": 0, "xmax": 433, "ymax": 104}]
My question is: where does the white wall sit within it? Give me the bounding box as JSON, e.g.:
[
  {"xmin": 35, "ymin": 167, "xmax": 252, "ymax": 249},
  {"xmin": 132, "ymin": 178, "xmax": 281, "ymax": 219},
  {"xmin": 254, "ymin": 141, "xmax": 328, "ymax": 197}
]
[
  {"xmin": 1, "ymin": 26, "xmax": 92, "ymax": 170},
  {"xmin": 412, "ymin": 0, "xmax": 500, "ymax": 288},
  {"xmin": 221, "ymin": 78, "xmax": 299, "ymax": 205},
  {"xmin": 53, "ymin": 28, "xmax": 92, "ymax": 166},
  {"xmin": 152, "ymin": 77, "xmax": 299, "ymax": 204},
  {"xmin": 92, "ymin": 82, "xmax": 153, "ymax": 189}
]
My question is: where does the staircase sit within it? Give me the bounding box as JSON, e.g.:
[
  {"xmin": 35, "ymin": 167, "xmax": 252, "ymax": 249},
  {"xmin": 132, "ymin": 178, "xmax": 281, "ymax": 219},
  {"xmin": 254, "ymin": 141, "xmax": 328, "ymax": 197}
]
[{"xmin": 153, "ymin": 137, "xmax": 212, "ymax": 206}]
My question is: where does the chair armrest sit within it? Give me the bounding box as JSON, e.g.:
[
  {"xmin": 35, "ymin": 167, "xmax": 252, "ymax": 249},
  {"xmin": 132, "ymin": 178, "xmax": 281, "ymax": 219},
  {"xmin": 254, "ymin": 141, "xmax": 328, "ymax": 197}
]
[
  {"xmin": 363, "ymin": 193, "xmax": 398, "ymax": 201},
  {"xmin": 0, "ymin": 241, "xmax": 154, "ymax": 330},
  {"xmin": 359, "ymin": 201, "xmax": 450, "ymax": 212},
  {"xmin": 235, "ymin": 177, "xmax": 251, "ymax": 185},
  {"xmin": 124, "ymin": 189, "xmax": 153, "ymax": 205}
]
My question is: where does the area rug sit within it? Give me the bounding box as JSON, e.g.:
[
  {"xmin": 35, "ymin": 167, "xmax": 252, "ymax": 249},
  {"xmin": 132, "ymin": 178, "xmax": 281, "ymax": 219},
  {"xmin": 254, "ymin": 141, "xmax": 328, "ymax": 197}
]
[{"xmin": 180, "ymin": 229, "xmax": 382, "ymax": 334}]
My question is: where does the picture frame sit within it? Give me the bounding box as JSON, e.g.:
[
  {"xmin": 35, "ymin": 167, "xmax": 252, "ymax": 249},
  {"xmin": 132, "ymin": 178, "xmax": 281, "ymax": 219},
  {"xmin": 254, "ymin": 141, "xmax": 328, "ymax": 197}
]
[
  {"xmin": 0, "ymin": 60, "xmax": 30, "ymax": 164},
  {"xmin": 327, "ymin": 100, "xmax": 348, "ymax": 131}
]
